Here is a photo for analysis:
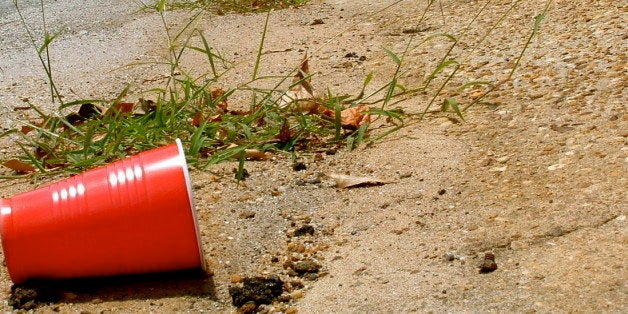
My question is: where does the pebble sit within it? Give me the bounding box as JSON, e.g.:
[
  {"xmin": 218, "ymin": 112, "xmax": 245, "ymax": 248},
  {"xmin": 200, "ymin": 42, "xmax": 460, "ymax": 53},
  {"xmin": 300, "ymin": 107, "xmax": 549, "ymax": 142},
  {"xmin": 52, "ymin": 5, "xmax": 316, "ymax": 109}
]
[
  {"xmin": 293, "ymin": 259, "xmax": 322, "ymax": 274},
  {"xmin": 239, "ymin": 211, "xmax": 256, "ymax": 219},
  {"xmin": 443, "ymin": 252, "xmax": 456, "ymax": 262},
  {"xmin": 293, "ymin": 224, "xmax": 316, "ymax": 236},
  {"xmin": 291, "ymin": 291, "xmax": 304, "ymax": 299},
  {"xmin": 302, "ymin": 273, "xmax": 319, "ymax": 281},
  {"xmin": 287, "ymin": 242, "xmax": 306, "ymax": 253},
  {"xmin": 285, "ymin": 307, "xmax": 299, "ymax": 314},
  {"xmin": 510, "ymin": 240, "xmax": 529, "ymax": 250},
  {"xmin": 547, "ymin": 163, "xmax": 566, "ymax": 171},
  {"xmin": 231, "ymin": 274, "xmax": 245, "ymax": 283},
  {"xmin": 239, "ymin": 301, "xmax": 257, "ymax": 313},
  {"xmin": 489, "ymin": 166, "xmax": 508, "ymax": 172},
  {"xmin": 478, "ymin": 253, "xmax": 498, "ymax": 273}
]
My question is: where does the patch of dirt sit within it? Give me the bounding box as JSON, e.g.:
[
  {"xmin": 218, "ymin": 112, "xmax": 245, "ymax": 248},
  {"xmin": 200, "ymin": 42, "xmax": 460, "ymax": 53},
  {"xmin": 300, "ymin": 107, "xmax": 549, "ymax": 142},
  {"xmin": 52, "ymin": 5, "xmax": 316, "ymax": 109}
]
[{"xmin": 0, "ymin": 0, "xmax": 626, "ymax": 312}]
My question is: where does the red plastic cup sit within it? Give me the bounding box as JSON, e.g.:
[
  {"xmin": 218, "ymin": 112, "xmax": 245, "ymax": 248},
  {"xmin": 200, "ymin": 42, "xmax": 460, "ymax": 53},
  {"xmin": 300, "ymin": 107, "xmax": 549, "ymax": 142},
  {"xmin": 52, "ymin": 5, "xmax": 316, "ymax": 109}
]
[{"xmin": 0, "ymin": 139, "xmax": 205, "ymax": 284}]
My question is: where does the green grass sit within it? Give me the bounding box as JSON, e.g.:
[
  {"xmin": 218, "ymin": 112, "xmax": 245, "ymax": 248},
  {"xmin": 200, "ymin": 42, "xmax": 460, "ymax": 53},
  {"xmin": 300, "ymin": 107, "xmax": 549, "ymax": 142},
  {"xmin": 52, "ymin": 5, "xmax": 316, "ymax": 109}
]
[
  {"xmin": 141, "ymin": 0, "xmax": 308, "ymax": 13},
  {"xmin": 1, "ymin": 0, "xmax": 551, "ymax": 179},
  {"xmin": 200, "ymin": 0, "xmax": 307, "ymax": 13}
]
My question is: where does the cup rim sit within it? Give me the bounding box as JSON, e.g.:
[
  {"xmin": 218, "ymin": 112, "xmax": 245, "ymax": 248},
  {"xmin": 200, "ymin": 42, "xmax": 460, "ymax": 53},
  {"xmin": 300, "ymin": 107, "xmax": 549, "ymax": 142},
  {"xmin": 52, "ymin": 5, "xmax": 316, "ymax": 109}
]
[{"xmin": 175, "ymin": 138, "xmax": 206, "ymax": 271}]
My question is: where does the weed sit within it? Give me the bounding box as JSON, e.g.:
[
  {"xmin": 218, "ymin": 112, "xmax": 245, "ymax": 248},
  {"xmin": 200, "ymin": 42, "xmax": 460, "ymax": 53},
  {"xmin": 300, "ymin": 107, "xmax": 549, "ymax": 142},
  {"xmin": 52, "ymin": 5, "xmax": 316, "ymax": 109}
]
[
  {"xmin": 1, "ymin": 0, "xmax": 551, "ymax": 179},
  {"xmin": 140, "ymin": 0, "xmax": 308, "ymax": 13},
  {"xmin": 195, "ymin": 0, "xmax": 307, "ymax": 13}
]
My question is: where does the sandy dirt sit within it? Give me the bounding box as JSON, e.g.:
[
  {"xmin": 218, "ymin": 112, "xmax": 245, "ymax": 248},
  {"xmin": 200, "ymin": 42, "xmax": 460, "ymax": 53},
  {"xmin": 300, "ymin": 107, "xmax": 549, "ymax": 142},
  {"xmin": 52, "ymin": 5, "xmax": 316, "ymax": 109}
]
[{"xmin": 0, "ymin": 0, "xmax": 626, "ymax": 312}]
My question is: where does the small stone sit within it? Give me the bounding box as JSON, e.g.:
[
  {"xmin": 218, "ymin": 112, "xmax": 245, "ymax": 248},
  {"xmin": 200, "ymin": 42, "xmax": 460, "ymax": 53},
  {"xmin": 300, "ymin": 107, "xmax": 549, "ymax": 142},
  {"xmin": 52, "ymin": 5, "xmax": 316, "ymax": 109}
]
[
  {"xmin": 293, "ymin": 224, "xmax": 315, "ymax": 236},
  {"xmin": 310, "ymin": 19, "xmax": 324, "ymax": 25},
  {"xmin": 529, "ymin": 92, "xmax": 544, "ymax": 99},
  {"xmin": 293, "ymin": 259, "xmax": 321, "ymax": 274},
  {"xmin": 479, "ymin": 253, "xmax": 498, "ymax": 273},
  {"xmin": 239, "ymin": 301, "xmax": 257, "ymax": 314},
  {"xmin": 276, "ymin": 294, "xmax": 292, "ymax": 303},
  {"xmin": 548, "ymin": 163, "xmax": 566, "ymax": 171},
  {"xmin": 489, "ymin": 166, "xmax": 508, "ymax": 172},
  {"xmin": 291, "ymin": 291, "xmax": 304, "ymax": 299},
  {"xmin": 443, "ymin": 252, "xmax": 456, "ymax": 262},
  {"xmin": 229, "ymin": 275, "xmax": 284, "ymax": 307},
  {"xmin": 292, "ymin": 162, "xmax": 307, "ymax": 171},
  {"xmin": 239, "ymin": 211, "xmax": 256, "ymax": 219},
  {"xmin": 303, "ymin": 273, "xmax": 319, "ymax": 281},
  {"xmin": 287, "ymin": 242, "xmax": 306, "ymax": 253},
  {"xmin": 283, "ymin": 260, "xmax": 294, "ymax": 270},
  {"xmin": 291, "ymin": 280, "xmax": 304, "ymax": 289},
  {"xmin": 285, "ymin": 307, "xmax": 299, "ymax": 314},
  {"xmin": 231, "ymin": 274, "xmax": 245, "ymax": 283}
]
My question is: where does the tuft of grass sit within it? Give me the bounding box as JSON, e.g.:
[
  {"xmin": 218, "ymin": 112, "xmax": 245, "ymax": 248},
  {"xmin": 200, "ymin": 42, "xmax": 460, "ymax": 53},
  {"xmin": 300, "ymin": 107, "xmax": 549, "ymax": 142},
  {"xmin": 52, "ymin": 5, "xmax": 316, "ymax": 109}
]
[
  {"xmin": 205, "ymin": 0, "xmax": 308, "ymax": 13},
  {"xmin": 145, "ymin": 0, "xmax": 308, "ymax": 13},
  {"xmin": 1, "ymin": 0, "xmax": 551, "ymax": 180}
]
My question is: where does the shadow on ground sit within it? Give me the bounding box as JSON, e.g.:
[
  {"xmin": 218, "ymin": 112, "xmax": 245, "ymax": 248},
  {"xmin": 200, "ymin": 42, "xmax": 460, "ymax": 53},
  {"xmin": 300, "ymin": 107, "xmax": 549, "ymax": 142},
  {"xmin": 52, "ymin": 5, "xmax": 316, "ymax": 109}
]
[{"xmin": 8, "ymin": 268, "xmax": 216, "ymax": 310}]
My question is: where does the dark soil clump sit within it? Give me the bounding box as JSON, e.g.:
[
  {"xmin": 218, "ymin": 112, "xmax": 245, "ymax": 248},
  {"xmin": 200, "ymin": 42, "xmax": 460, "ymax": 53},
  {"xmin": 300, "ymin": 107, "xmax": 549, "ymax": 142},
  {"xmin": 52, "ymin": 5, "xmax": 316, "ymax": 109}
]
[
  {"xmin": 8, "ymin": 285, "xmax": 60, "ymax": 310},
  {"xmin": 228, "ymin": 275, "xmax": 284, "ymax": 308}
]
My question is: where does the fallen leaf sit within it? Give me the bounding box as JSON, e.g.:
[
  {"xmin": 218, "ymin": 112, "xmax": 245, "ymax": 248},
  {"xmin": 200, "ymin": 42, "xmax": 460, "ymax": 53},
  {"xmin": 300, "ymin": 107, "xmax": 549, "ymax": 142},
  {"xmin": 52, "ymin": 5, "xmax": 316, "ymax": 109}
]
[
  {"xmin": 20, "ymin": 125, "xmax": 34, "ymax": 134},
  {"xmin": 35, "ymin": 146, "xmax": 49, "ymax": 159},
  {"xmin": 191, "ymin": 112, "xmax": 223, "ymax": 127},
  {"xmin": 224, "ymin": 144, "xmax": 269, "ymax": 161},
  {"xmin": 277, "ymin": 120, "xmax": 295, "ymax": 144},
  {"xmin": 65, "ymin": 103, "xmax": 102, "ymax": 125},
  {"xmin": 278, "ymin": 55, "xmax": 323, "ymax": 113},
  {"xmin": 105, "ymin": 102, "xmax": 135, "ymax": 117},
  {"xmin": 326, "ymin": 173, "xmax": 388, "ymax": 188},
  {"xmin": 2, "ymin": 159, "xmax": 35, "ymax": 173},
  {"xmin": 210, "ymin": 88, "xmax": 228, "ymax": 112},
  {"xmin": 191, "ymin": 111, "xmax": 203, "ymax": 127},
  {"xmin": 78, "ymin": 103, "xmax": 102, "ymax": 119},
  {"xmin": 341, "ymin": 105, "xmax": 371, "ymax": 130},
  {"xmin": 244, "ymin": 149, "xmax": 269, "ymax": 161},
  {"xmin": 20, "ymin": 119, "xmax": 48, "ymax": 134},
  {"xmin": 64, "ymin": 113, "xmax": 84, "ymax": 125}
]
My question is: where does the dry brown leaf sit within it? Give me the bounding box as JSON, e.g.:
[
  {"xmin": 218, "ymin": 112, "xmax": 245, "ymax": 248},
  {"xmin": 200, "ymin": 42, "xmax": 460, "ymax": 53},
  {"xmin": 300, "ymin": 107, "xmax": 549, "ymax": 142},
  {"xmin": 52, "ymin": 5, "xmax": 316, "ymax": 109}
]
[
  {"xmin": 20, "ymin": 125, "xmax": 34, "ymax": 134},
  {"xmin": 225, "ymin": 144, "xmax": 269, "ymax": 161},
  {"xmin": 326, "ymin": 173, "xmax": 388, "ymax": 188},
  {"xmin": 2, "ymin": 159, "xmax": 36, "ymax": 173},
  {"xmin": 191, "ymin": 111, "xmax": 203, "ymax": 127},
  {"xmin": 278, "ymin": 55, "xmax": 323, "ymax": 113},
  {"xmin": 341, "ymin": 105, "xmax": 371, "ymax": 130},
  {"xmin": 20, "ymin": 119, "xmax": 48, "ymax": 134},
  {"xmin": 293, "ymin": 55, "xmax": 313, "ymax": 94},
  {"xmin": 244, "ymin": 149, "xmax": 269, "ymax": 161},
  {"xmin": 104, "ymin": 102, "xmax": 135, "ymax": 117},
  {"xmin": 211, "ymin": 88, "xmax": 229, "ymax": 112},
  {"xmin": 278, "ymin": 120, "xmax": 294, "ymax": 144}
]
